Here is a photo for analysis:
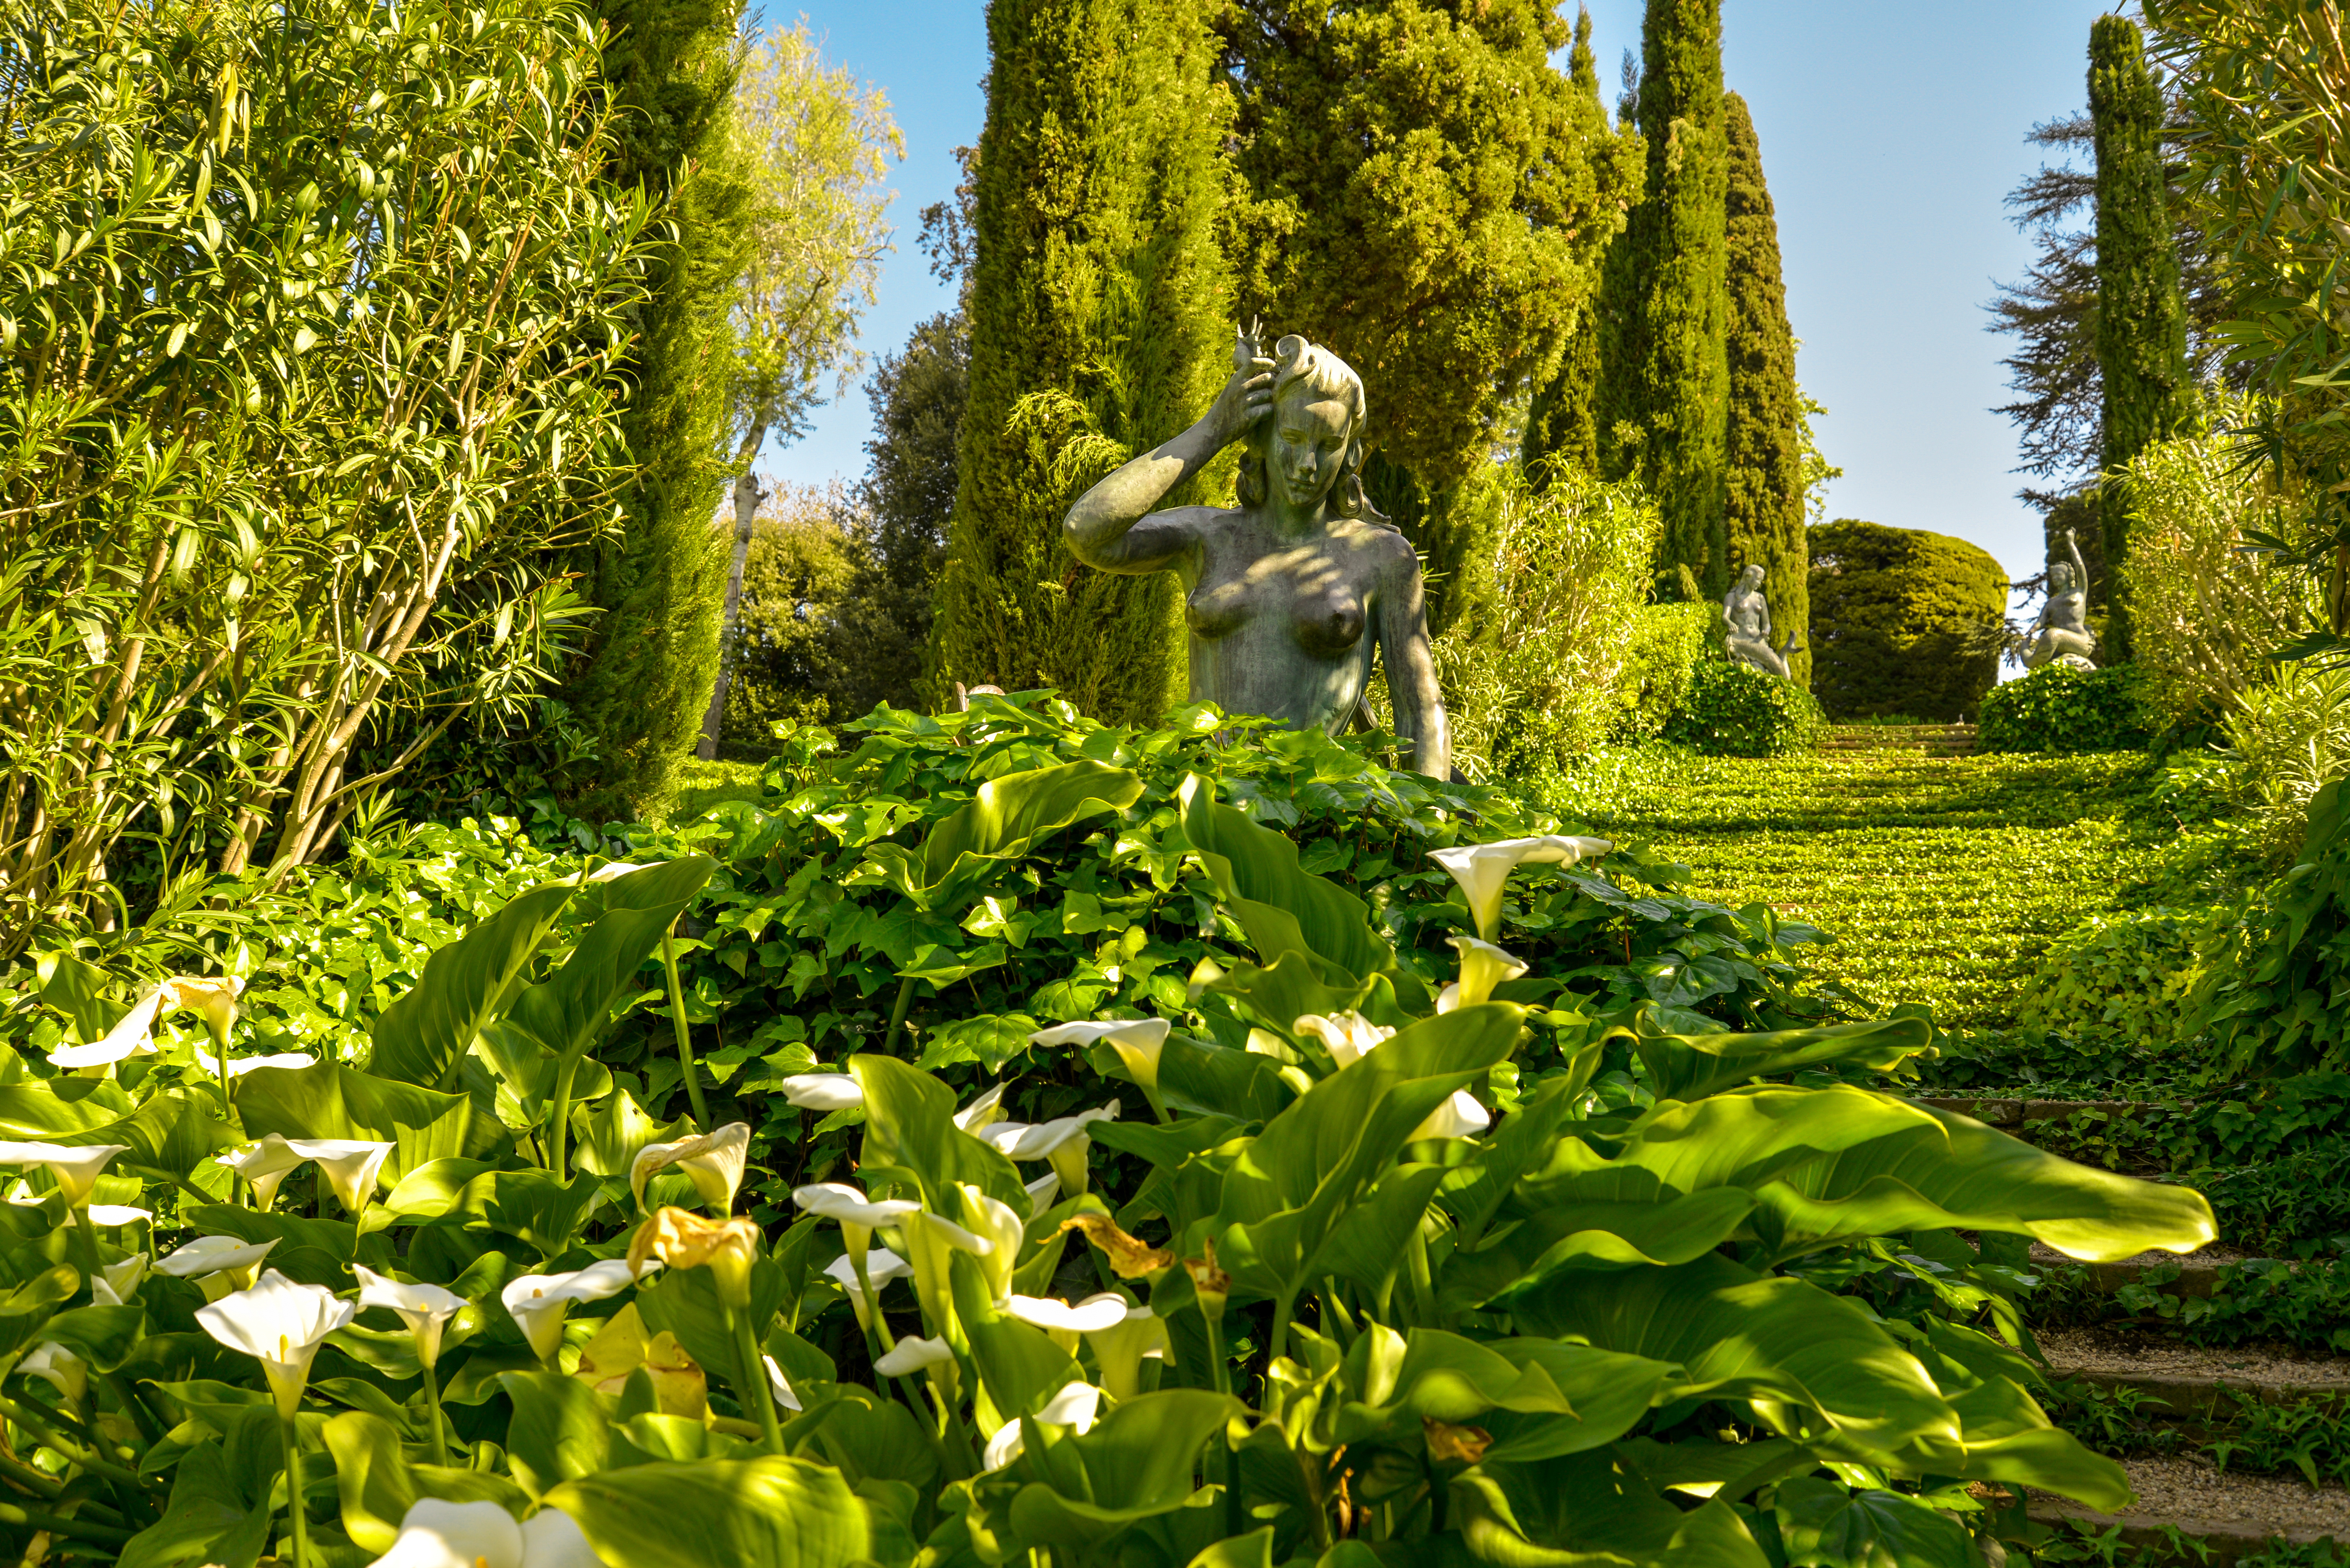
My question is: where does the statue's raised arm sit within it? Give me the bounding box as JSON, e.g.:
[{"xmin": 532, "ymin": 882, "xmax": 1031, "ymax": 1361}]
[{"xmin": 1061, "ymin": 329, "xmax": 1451, "ymax": 777}]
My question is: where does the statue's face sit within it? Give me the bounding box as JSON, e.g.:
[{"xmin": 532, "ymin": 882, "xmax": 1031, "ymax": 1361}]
[
  {"xmin": 1269, "ymin": 386, "xmax": 1353, "ymax": 511},
  {"xmin": 2051, "ymin": 563, "xmax": 2073, "ymax": 591},
  {"xmin": 1741, "ymin": 565, "xmax": 1764, "ymax": 590}
]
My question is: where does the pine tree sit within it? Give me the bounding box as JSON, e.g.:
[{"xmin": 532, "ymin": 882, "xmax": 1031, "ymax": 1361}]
[
  {"xmin": 1523, "ymin": 8, "xmax": 1627, "ymax": 483},
  {"xmin": 1598, "ymin": 0, "xmax": 1729, "ymax": 600},
  {"xmin": 1219, "ymin": 0, "xmax": 1635, "ymax": 638},
  {"xmin": 930, "ymin": 0, "xmax": 1230, "ymax": 723},
  {"xmin": 1720, "ymin": 91, "xmax": 1809, "ymax": 687},
  {"xmin": 555, "ymin": 0, "xmax": 752, "ymax": 819},
  {"xmin": 2090, "ymin": 11, "xmax": 2193, "ymax": 662}
]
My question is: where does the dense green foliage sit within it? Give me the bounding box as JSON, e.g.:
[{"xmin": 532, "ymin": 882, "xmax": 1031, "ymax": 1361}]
[
  {"xmin": 2193, "ymin": 777, "xmax": 2350, "ymax": 1077},
  {"xmin": 0, "ymin": 0, "xmax": 650, "ymax": 947},
  {"xmin": 554, "ymin": 0, "xmax": 753, "ymax": 821},
  {"xmin": 1596, "ymin": 0, "xmax": 1729, "ymax": 599},
  {"xmin": 1720, "ymin": 92, "xmax": 1811, "ymax": 688},
  {"xmin": 1806, "ymin": 520, "xmax": 2007, "ymax": 720},
  {"xmin": 1661, "ymin": 659, "xmax": 1827, "ymax": 759},
  {"xmin": 2014, "ymin": 904, "xmax": 2218, "ymax": 1049},
  {"xmin": 1978, "ymin": 663, "xmax": 2158, "ymax": 756},
  {"xmin": 1612, "ymin": 603, "xmax": 1713, "ymax": 742},
  {"xmin": 2090, "ymin": 14, "xmax": 2195, "ymax": 663},
  {"xmin": 1221, "ymin": 0, "xmax": 1636, "ymax": 636},
  {"xmin": 931, "ymin": 0, "xmax": 1228, "ymax": 722}
]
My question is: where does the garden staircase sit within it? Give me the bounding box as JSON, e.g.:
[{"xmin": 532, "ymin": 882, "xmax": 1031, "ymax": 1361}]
[{"xmin": 1818, "ymin": 722, "xmax": 1978, "ymax": 756}]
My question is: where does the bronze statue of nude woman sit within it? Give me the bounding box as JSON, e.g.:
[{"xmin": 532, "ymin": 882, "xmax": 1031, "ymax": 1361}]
[{"xmin": 1061, "ymin": 327, "xmax": 1450, "ymax": 777}]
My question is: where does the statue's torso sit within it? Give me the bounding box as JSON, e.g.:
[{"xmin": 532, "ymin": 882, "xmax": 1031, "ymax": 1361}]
[
  {"xmin": 2045, "ymin": 588, "xmax": 2088, "ymax": 632},
  {"xmin": 1726, "ymin": 589, "xmax": 1770, "ymax": 641},
  {"xmin": 1179, "ymin": 508, "xmax": 1403, "ymax": 734}
]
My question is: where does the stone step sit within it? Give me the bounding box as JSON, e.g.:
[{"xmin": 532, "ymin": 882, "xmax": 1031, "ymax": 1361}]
[
  {"xmin": 2026, "ymin": 1242, "xmax": 2254, "ymax": 1300},
  {"xmin": 2024, "ymin": 1457, "xmax": 2349, "ymax": 1564},
  {"xmin": 2039, "ymin": 1327, "xmax": 2350, "ymax": 1418},
  {"xmin": 1918, "ymin": 1095, "xmax": 2161, "ymax": 1128},
  {"xmin": 1819, "ymin": 723, "xmax": 1979, "ymax": 755}
]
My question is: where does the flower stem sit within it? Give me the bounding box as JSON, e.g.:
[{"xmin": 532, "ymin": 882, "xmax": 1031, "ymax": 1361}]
[
  {"xmin": 880, "ymin": 976, "xmax": 916, "ymax": 1056},
  {"xmin": 280, "ymin": 1414, "xmax": 311, "ymax": 1568},
  {"xmin": 661, "ymin": 927, "xmax": 712, "ymax": 1127},
  {"xmin": 68, "ymin": 1207, "xmax": 101, "ymax": 1289},
  {"xmin": 419, "ymin": 1358, "xmax": 450, "ymax": 1467},
  {"xmin": 731, "ymin": 1308, "xmax": 784, "ymax": 1455}
]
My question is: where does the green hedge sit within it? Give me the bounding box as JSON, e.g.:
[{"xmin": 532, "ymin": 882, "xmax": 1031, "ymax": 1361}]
[
  {"xmin": 1979, "ymin": 662, "xmax": 2158, "ymax": 755},
  {"xmin": 1611, "ymin": 601, "xmax": 1711, "ymax": 741},
  {"xmin": 1663, "ymin": 657, "xmax": 1827, "ymax": 757},
  {"xmin": 1807, "ymin": 518, "xmax": 2006, "ymax": 720},
  {"xmin": 2014, "ymin": 904, "xmax": 2223, "ymax": 1048}
]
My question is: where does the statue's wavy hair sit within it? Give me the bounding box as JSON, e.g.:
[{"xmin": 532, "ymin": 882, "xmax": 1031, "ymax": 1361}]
[{"xmin": 1235, "ymin": 335, "xmax": 1392, "ymax": 527}]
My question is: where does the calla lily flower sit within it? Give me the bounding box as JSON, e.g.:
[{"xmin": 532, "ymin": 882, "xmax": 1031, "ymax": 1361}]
[
  {"xmin": 586, "ymin": 861, "xmax": 656, "ymax": 883},
  {"xmin": 1024, "ymin": 1172, "xmax": 1062, "ymax": 1217},
  {"xmin": 1029, "ymin": 1020, "xmax": 1170, "ymax": 1105},
  {"xmin": 777, "ymin": 1073, "xmax": 862, "ymax": 1112},
  {"xmin": 626, "ymin": 1207, "xmax": 761, "ymax": 1307},
  {"xmin": 901, "ymin": 1209, "xmax": 996, "ymax": 1331},
  {"xmin": 85, "ymin": 1204, "xmax": 152, "ymax": 1227},
  {"xmin": 193, "ymin": 1048, "xmax": 316, "ymax": 1079},
  {"xmin": 983, "ymin": 1381, "xmax": 1104, "ymax": 1472},
  {"xmin": 19, "ymin": 1341, "xmax": 86, "ymax": 1403},
  {"xmin": 285, "ymin": 1138, "xmax": 394, "ymax": 1215},
  {"xmin": 957, "ymin": 1183, "xmax": 1024, "ymax": 1305},
  {"xmin": 977, "ymin": 1101, "xmax": 1118, "ymax": 1196},
  {"xmin": 763, "ymin": 1354, "xmax": 802, "ymax": 1414},
  {"xmin": 157, "ymin": 1234, "xmax": 278, "ymax": 1280},
  {"xmin": 366, "ymin": 1498, "xmax": 602, "ymax": 1568},
  {"xmin": 951, "ymin": 1081, "xmax": 1010, "ymax": 1133},
  {"xmin": 48, "ymin": 975, "xmax": 247, "ymax": 1070},
  {"xmin": 1292, "ymin": 1012, "xmax": 1394, "ymax": 1068},
  {"xmin": 628, "ymin": 1122, "xmax": 750, "ymax": 1213},
  {"xmin": 822, "ymin": 1246, "xmax": 911, "ymax": 1330},
  {"xmin": 501, "ymin": 1260, "xmax": 648, "ymax": 1365},
  {"xmin": 1428, "ymin": 835, "xmax": 1613, "ymax": 940},
  {"xmin": 197, "ymin": 1267, "xmax": 357, "ymax": 1418},
  {"xmin": 1006, "ymin": 1292, "xmax": 1127, "ymax": 1353},
  {"xmin": 1412, "ymin": 1089, "xmax": 1493, "ymax": 1142},
  {"xmin": 354, "ymin": 1265, "xmax": 467, "ymax": 1369},
  {"xmin": 872, "ymin": 1335, "xmax": 955, "ymax": 1376},
  {"xmin": 93, "ymin": 1252, "xmax": 147, "ymax": 1306},
  {"xmin": 0, "ymin": 1141, "xmax": 129, "ymax": 1207},
  {"xmin": 1445, "ymin": 936, "xmax": 1529, "ymax": 1011},
  {"xmin": 1082, "ymin": 1302, "xmax": 1168, "ymax": 1400},
  {"xmin": 214, "ymin": 1134, "xmax": 306, "ymax": 1210},
  {"xmin": 792, "ymin": 1183, "xmax": 919, "ymax": 1279}
]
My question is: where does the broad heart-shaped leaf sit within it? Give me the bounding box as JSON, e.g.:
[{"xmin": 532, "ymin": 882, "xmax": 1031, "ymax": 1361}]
[
  {"xmin": 1151, "ymin": 1035, "xmax": 1292, "ymax": 1123},
  {"xmin": 1326, "ymin": 1326, "xmax": 1673, "ymax": 1464},
  {"xmin": 0, "ymin": 1080, "xmax": 236, "ymax": 1176},
  {"xmin": 321, "ymin": 1411, "xmax": 534, "ymax": 1554},
  {"xmin": 1510, "ymin": 1254, "xmax": 1962, "ymax": 1461},
  {"xmin": 1746, "ymin": 1097, "xmax": 2216, "ymax": 1264},
  {"xmin": 1319, "ymin": 1163, "xmax": 1446, "ymax": 1296},
  {"xmin": 1175, "ymin": 773, "xmax": 1401, "ymax": 993},
  {"xmin": 117, "ymin": 1439, "xmax": 272, "ymax": 1568},
  {"xmin": 1633, "ymin": 1017, "xmax": 1930, "ymax": 1102},
  {"xmin": 39, "ymin": 1303, "xmax": 143, "ymax": 1371},
  {"xmin": 1773, "ymin": 1477, "xmax": 1973, "ymax": 1568},
  {"xmin": 847, "ymin": 1053, "xmax": 1026, "ymax": 1213},
  {"xmin": 400, "ymin": 1168, "xmax": 604, "ymax": 1258},
  {"xmin": 1210, "ymin": 1004, "xmax": 1520, "ymax": 1300},
  {"xmin": 498, "ymin": 857, "xmax": 714, "ymax": 1078},
  {"xmin": 1870, "ymin": 1367, "xmax": 2131, "ymax": 1512},
  {"xmin": 545, "ymin": 1457, "xmax": 874, "ymax": 1568},
  {"xmin": 35, "ymin": 950, "xmax": 119, "ymax": 1045},
  {"xmin": 1000, "ymin": 1389, "xmax": 1243, "ymax": 1559},
  {"xmin": 499, "ymin": 1370, "xmax": 611, "ymax": 1497},
  {"xmin": 569, "ymin": 1086, "xmax": 689, "ymax": 1179},
  {"xmin": 1440, "ymin": 1188, "xmax": 1760, "ymax": 1310},
  {"xmin": 1191, "ymin": 949, "xmax": 1372, "ymax": 1038},
  {"xmin": 0, "ymin": 1266, "xmax": 78, "ymax": 1359},
  {"xmin": 235, "ymin": 1062, "xmax": 493, "ymax": 1185},
  {"xmin": 917, "ymin": 759, "xmax": 1143, "ymax": 895},
  {"xmin": 369, "ymin": 881, "xmax": 576, "ymax": 1088},
  {"xmin": 1454, "ymin": 1449, "xmax": 1769, "ymax": 1568}
]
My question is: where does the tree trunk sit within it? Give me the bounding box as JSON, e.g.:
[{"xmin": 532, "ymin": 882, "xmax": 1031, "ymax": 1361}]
[{"xmin": 697, "ymin": 461, "xmax": 765, "ymax": 759}]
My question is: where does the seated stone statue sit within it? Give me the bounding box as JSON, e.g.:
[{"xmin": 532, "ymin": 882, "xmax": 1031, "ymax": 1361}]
[
  {"xmin": 1722, "ymin": 563, "xmax": 1801, "ymax": 680},
  {"xmin": 2025, "ymin": 527, "xmax": 2099, "ymax": 672},
  {"xmin": 1062, "ymin": 327, "xmax": 1449, "ymax": 776}
]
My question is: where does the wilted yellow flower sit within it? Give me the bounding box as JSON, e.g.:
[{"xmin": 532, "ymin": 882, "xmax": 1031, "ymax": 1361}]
[
  {"xmin": 1058, "ymin": 1212, "xmax": 1175, "ymax": 1279},
  {"xmin": 627, "ymin": 1207, "xmax": 761, "ymax": 1308}
]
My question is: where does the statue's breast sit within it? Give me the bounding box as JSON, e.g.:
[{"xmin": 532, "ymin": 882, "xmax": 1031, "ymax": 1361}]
[
  {"xmin": 1291, "ymin": 585, "xmax": 1366, "ymax": 657},
  {"xmin": 1183, "ymin": 530, "xmax": 1369, "ymax": 658}
]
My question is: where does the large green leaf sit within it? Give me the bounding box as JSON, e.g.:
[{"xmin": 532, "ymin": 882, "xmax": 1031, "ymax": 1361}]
[
  {"xmin": 1454, "ymin": 1449, "xmax": 1768, "ymax": 1567},
  {"xmin": 999, "ymin": 1389, "xmax": 1243, "ymax": 1560},
  {"xmin": 368, "ymin": 881, "xmax": 576, "ymax": 1088},
  {"xmin": 235, "ymin": 1062, "xmax": 491, "ymax": 1183},
  {"xmin": 499, "ymin": 1370, "xmax": 612, "ymax": 1496},
  {"xmin": 116, "ymin": 1440, "xmax": 271, "ymax": 1568},
  {"xmin": 0, "ymin": 1080, "xmax": 236, "ymax": 1175},
  {"xmin": 500, "ymin": 859, "xmax": 712, "ymax": 1079},
  {"xmin": 1325, "ymin": 1326, "xmax": 1672, "ymax": 1464},
  {"xmin": 847, "ymin": 1054, "xmax": 1025, "ymax": 1214},
  {"xmin": 1632, "ymin": 1018, "xmax": 1931, "ymax": 1102},
  {"xmin": 545, "ymin": 1457, "xmax": 875, "ymax": 1568},
  {"xmin": 1176, "ymin": 774, "xmax": 1397, "ymax": 989},
  {"xmin": 918, "ymin": 760, "xmax": 1142, "ymax": 890},
  {"xmin": 1772, "ymin": 1478, "xmax": 1973, "ymax": 1568}
]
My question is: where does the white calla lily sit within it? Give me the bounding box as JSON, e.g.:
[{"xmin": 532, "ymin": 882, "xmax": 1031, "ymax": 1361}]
[
  {"xmin": 628, "ymin": 1122, "xmax": 750, "ymax": 1212},
  {"xmin": 1446, "ymin": 935, "xmax": 1529, "ymax": 1011},
  {"xmin": 500, "ymin": 1260, "xmax": 648, "ymax": 1365},
  {"xmin": 0, "ymin": 1141, "xmax": 129, "ymax": 1207},
  {"xmin": 983, "ymin": 1381, "xmax": 1105, "ymax": 1472},
  {"xmin": 215, "ymin": 1134, "xmax": 309, "ymax": 1211},
  {"xmin": 777, "ymin": 1073, "xmax": 863, "ymax": 1112},
  {"xmin": 1029, "ymin": 1019, "xmax": 1170, "ymax": 1108},
  {"xmin": 193, "ymin": 1048, "xmax": 316, "ymax": 1079},
  {"xmin": 1291, "ymin": 1011, "xmax": 1394, "ymax": 1068},
  {"xmin": 84, "ymin": 1204, "xmax": 152, "ymax": 1227},
  {"xmin": 19, "ymin": 1341, "xmax": 86, "ymax": 1403},
  {"xmin": 354, "ymin": 1265, "xmax": 467, "ymax": 1369},
  {"xmin": 951, "ymin": 1081, "xmax": 1010, "ymax": 1133},
  {"xmin": 46, "ymin": 990, "xmax": 165, "ymax": 1070},
  {"xmin": 196, "ymin": 1268, "xmax": 357, "ymax": 1418},
  {"xmin": 791, "ymin": 1183, "xmax": 919, "ymax": 1284},
  {"xmin": 157, "ymin": 1234, "xmax": 278, "ymax": 1280},
  {"xmin": 1412, "ymin": 1089, "xmax": 1493, "ymax": 1142},
  {"xmin": 977, "ymin": 1101, "xmax": 1118, "ymax": 1196},
  {"xmin": 1005, "ymin": 1291, "xmax": 1128, "ymax": 1352},
  {"xmin": 93, "ymin": 1252, "xmax": 148, "ymax": 1306},
  {"xmin": 1023, "ymin": 1171, "xmax": 1062, "ymax": 1217},
  {"xmin": 1082, "ymin": 1302, "xmax": 1168, "ymax": 1400},
  {"xmin": 822, "ymin": 1246, "xmax": 910, "ymax": 1330},
  {"xmin": 1428, "ymin": 835, "xmax": 1613, "ymax": 940},
  {"xmin": 871, "ymin": 1335, "xmax": 955, "ymax": 1376},
  {"xmin": 763, "ymin": 1354, "xmax": 802, "ymax": 1414},
  {"xmin": 284, "ymin": 1138, "xmax": 394, "ymax": 1214}
]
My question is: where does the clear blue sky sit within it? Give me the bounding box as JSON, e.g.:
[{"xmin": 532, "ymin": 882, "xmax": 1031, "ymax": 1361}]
[{"xmin": 763, "ymin": 0, "xmax": 2120, "ymax": 587}]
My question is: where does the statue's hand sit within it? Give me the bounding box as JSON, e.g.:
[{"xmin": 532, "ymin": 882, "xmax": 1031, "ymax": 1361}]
[{"xmin": 1203, "ymin": 356, "xmax": 1275, "ymax": 449}]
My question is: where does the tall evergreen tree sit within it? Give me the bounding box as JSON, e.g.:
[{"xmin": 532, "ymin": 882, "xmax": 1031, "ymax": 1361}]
[
  {"xmin": 1218, "ymin": 0, "xmax": 1636, "ymax": 638},
  {"xmin": 1596, "ymin": 0, "xmax": 1729, "ymax": 599},
  {"xmin": 1522, "ymin": 8, "xmax": 1628, "ymax": 482},
  {"xmin": 1720, "ymin": 91, "xmax": 1808, "ymax": 686},
  {"xmin": 556, "ymin": 0, "xmax": 752, "ymax": 819},
  {"xmin": 2090, "ymin": 11, "xmax": 2193, "ymax": 661},
  {"xmin": 930, "ymin": 0, "xmax": 1230, "ymax": 723}
]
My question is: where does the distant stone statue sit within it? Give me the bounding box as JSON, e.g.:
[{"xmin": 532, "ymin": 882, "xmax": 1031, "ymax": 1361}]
[
  {"xmin": 2025, "ymin": 528, "xmax": 2099, "ymax": 672},
  {"xmin": 1722, "ymin": 564, "xmax": 1802, "ymax": 680},
  {"xmin": 1063, "ymin": 324, "xmax": 1449, "ymax": 776}
]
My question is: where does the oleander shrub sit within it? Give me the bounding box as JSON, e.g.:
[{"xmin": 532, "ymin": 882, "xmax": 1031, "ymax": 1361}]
[
  {"xmin": 1807, "ymin": 519, "xmax": 2006, "ymax": 720},
  {"xmin": 1661, "ymin": 657, "xmax": 1828, "ymax": 758},
  {"xmin": 1610, "ymin": 601, "xmax": 1712, "ymax": 741},
  {"xmin": 1978, "ymin": 663, "xmax": 2160, "ymax": 755}
]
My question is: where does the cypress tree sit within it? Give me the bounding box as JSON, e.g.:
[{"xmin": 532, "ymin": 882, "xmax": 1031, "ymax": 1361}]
[
  {"xmin": 1599, "ymin": 0, "xmax": 1729, "ymax": 600},
  {"xmin": 1720, "ymin": 91, "xmax": 1809, "ymax": 686},
  {"xmin": 929, "ymin": 0, "xmax": 1229, "ymax": 724},
  {"xmin": 2090, "ymin": 11, "xmax": 2192, "ymax": 662},
  {"xmin": 1523, "ymin": 8, "xmax": 1624, "ymax": 482},
  {"xmin": 555, "ymin": 0, "xmax": 752, "ymax": 819}
]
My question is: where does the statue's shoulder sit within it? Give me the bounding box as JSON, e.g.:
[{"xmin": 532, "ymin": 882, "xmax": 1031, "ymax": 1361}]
[{"xmin": 1343, "ymin": 516, "xmax": 1420, "ymax": 572}]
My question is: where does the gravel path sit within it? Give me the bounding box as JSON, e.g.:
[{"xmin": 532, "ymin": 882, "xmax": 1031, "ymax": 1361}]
[
  {"xmin": 2035, "ymin": 1455, "xmax": 2350, "ymax": 1537},
  {"xmin": 2037, "ymin": 1326, "xmax": 2350, "ymax": 1389}
]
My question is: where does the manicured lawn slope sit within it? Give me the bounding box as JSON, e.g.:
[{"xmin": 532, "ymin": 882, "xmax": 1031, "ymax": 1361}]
[{"xmin": 1557, "ymin": 745, "xmax": 2165, "ymax": 1025}]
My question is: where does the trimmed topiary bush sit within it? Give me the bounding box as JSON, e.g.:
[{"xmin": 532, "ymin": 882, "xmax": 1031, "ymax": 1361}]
[
  {"xmin": 1611, "ymin": 601, "xmax": 1712, "ymax": 741},
  {"xmin": 1978, "ymin": 662, "xmax": 2159, "ymax": 755},
  {"xmin": 1663, "ymin": 656, "xmax": 1827, "ymax": 757},
  {"xmin": 1807, "ymin": 518, "xmax": 2006, "ymax": 720}
]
